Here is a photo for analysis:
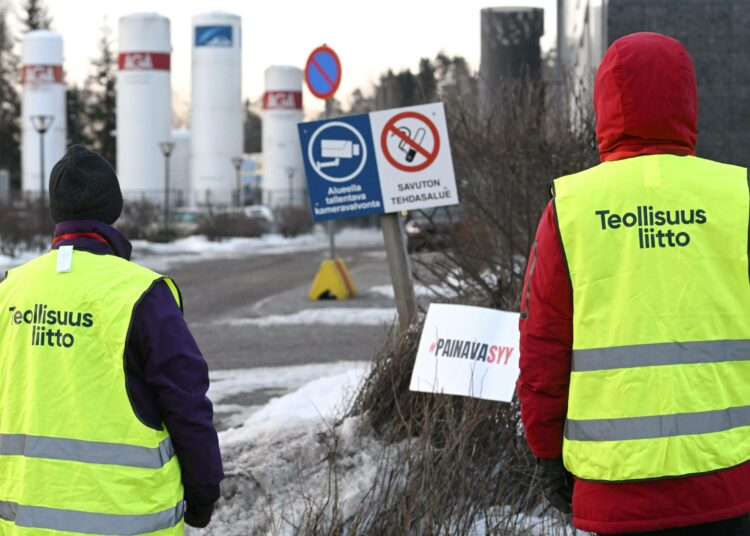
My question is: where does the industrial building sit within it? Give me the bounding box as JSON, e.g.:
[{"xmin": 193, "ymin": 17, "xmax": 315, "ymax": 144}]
[
  {"xmin": 479, "ymin": 7, "xmax": 544, "ymax": 112},
  {"xmin": 557, "ymin": 0, "xmax": 750, "ymax": 169},
  {"xmin": 21, "ymin": 30, "xmax": 66, "ymax": 196},
  {"xmin": 190, "ymin": 11, "xmax": 243, "ymax": 207},
  {"xmin": 262, "ymin": 65, "xmax": 306, "ymax": 208},
  {"xmin": 116, "ymin": 13, "xmax": 173, "ymax": 205}
]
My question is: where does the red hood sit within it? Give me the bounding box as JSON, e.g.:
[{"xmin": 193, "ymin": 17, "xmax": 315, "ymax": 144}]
[{"xmin": 594, "ymin": 32, "xmax": 698, "ymax": 162}]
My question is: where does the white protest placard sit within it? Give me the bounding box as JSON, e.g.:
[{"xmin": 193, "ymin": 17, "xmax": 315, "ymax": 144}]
[{"xmin": 409, "ymin": 303, "xmax": 521, "ymax": 402}]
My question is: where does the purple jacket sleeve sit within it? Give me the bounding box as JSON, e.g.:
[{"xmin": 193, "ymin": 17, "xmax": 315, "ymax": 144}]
[{"xmin": 125, "ymin": 280, "xmax": 224, "ymax": 505}]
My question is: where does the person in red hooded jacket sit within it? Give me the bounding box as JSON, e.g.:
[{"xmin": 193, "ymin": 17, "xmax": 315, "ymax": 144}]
[{"xmin": 518, "ymin": 33, "xmax": 750, "ymax": 535}]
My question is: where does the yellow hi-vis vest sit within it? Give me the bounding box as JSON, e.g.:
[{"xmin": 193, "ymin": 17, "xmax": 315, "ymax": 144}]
[
  {"xmin": 554, "ymin": 154, "xmax": 750, "ymax": 482},
  {"xmin": 0, "ymin": 249, "xmax": 185, "ymax": 535}
]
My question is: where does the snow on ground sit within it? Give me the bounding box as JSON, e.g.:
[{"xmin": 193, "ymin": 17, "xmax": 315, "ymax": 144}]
[
  {"xmin": 218, "ymin": 307, "xmax": 397, "ymax": 328},
  {"xmin": 369, "ymin": 283, "xmax": 458, "ymax": 299},
  {"xmin": 0, "ymin": 248, "xmax": 44, "ymax": 272},
  {"xmin": 210, "ymin": 362, "xmax": 366, "ymax": 406},
  {"xmin": 132, "ymin": 227, "xmax": 384, "ymax": 270},
  {"xmin": 219, "ymin": 362, "xmax": 370, "ymax": 447},
  {"xmin": 190, "ymin": 361, "xmax": 377, "ymax": 535},
  {"xmin": 195, "ymin": 359, "xmax": 582, "ymax": 535},
  {"xmin": 209, "ymin": 362, "xmax": 369, "ymax": 430}
]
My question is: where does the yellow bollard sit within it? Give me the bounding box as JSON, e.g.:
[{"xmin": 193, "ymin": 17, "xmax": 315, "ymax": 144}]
[{"xmin": 308, "ymin": 258, "xmax": 357, "ymax": 300}]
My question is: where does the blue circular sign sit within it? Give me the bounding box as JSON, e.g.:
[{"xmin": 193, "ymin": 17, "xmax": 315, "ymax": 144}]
[
  {"xmin": 305, "ymin": 45, "xmax": 341, "ymax": 100},
  {"xmin": 307, "ymin": 122, "xmax": 367, "ymax": 183}
]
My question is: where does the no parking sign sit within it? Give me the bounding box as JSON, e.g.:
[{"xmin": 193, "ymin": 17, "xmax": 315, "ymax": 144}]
[{"xmin": 298, "ymin": 102, "xmax": 459, "ymax": 221}]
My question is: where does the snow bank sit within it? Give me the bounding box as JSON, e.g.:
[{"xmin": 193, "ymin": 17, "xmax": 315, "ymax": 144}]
[
  {"xmin": 132, "ymin": 227, "xmax": 384, "ymax": 270},
  {"xmin": 0, "ymin": 249, "xmax": 44, "ymax": 272},
  {"xmin": 1, "ymin": 228, "xmax": 384, "ymax": 272},
  {"xmin": 369, "ymin": 283, "xmax": 458, "ymax": 299},
  {"xmin": 219, "ymin": 362, "xmax": 370, "ymax": 447},
  {"xmin": 193, "ymin": 360, "xmax": 583, "ymax": 536},
  {"xmin": 190, "ymin": 362, "xmax": 376, "ymax": 535},
  {"xmin": 209, "ymin": 362, "xmax": 366, "ymax": 405},
  {"xmin": 219, "ymin": 308, "xmax": 397, "ymax": 327}
]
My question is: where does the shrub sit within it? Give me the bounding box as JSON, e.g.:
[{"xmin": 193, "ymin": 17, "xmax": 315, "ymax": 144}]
[
  {"xmin": 291, "ymin": 75, "xmax": 597, "ymax": 534},
  {"xmin": 275, "ymin": 206, "xmax": 314, "ymax": 238},
  {"xmin": 197, "ymin": 212, "xmax": 266, "ymax": 242},
  {"xmin": 0, "ymin": 199, "xmax": 53, "ymax": 258},
  {"xmin": 115, "ymin": 200, "xmax": 159, "ymax": 240}
]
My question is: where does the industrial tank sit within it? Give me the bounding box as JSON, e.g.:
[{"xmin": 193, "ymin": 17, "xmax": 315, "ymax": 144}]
[
  {"xmin": 479, "ymin": 7, "xmax": 544, "ymax": 112},
  {"xmin": 262, "ymin": 65, "xmax": 305, "ymax": 208},
  {"xmin": 190, "ymin": 12, "xmax": 243, "ymax": 207},
  {"xmin": 21, "ymin": 30, "xmax": 66, "ymax": 195},
  {"xmin": 170, "ymin": 129, "xmax": 191, "ymax": 205},
  {"xmin": 116, "ymin": 12, "xmax": 172, "ymax": 203}
]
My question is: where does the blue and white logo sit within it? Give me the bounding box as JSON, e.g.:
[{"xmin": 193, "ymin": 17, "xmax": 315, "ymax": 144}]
[{"xmin": 195, "ymin": 26, "xmax": 233, "ymax": 47}]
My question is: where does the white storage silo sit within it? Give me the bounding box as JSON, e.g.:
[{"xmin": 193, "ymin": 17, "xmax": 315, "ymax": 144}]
[
  {"xmin": 190, "ymin": 12, "xmax": 243, "ymax": 207},
  {"xmin": 262, "ymin": 66, "xmax": 305, "ymax": 208},
  {"xmin": 117, "ymin": 13, "xmax": 172, "ymax": 204},
  {"xmin": 170, "ymin": 129, "xmax": 191, "ymax": 205},
  {"xmin": 21, "ymin": 30, "xmax": 66, "ymax": 196}
]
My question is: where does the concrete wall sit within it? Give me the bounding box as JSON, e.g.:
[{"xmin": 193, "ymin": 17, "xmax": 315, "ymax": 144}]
[
  {"xmin": 607, "ymin": 0, "xmax": 750, "ymax": 168},
  {"xmin": 560, "ymin": 0, "xmax": 749, "ymax": 168},
  {"xmin": 479, "ymin": 7, "xmax": 544, "ymax": 111}
]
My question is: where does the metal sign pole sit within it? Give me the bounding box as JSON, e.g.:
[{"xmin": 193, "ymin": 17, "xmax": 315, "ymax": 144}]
[
  {"xmin": 325, "ymin": 97, "xmax": 336, "ymax": 260},
  {"xmin": 380, "ymin": 211, "xmax": 416, "ymax": 333}
]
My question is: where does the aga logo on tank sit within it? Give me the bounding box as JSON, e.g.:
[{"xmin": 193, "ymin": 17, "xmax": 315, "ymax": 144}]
[{"xmin": 6, "ymin": 304, "xmax": 94, "ymax": 348}]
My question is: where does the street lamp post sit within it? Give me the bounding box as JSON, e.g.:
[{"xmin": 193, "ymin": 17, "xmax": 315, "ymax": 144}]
[
  {"xmin": 285, "ymin": 167, "xmax": 295, "ymax": 207},
  {"xmin": 231, "ymin": 156, "xmax": 243, "ymax": 208},
  {"xmin": 30, "ymin": 115, "xmax": 54, "ymax": 223},
  {"xmin": 158, "ymin": 141, "xmax": 175, "ymax": 236}
]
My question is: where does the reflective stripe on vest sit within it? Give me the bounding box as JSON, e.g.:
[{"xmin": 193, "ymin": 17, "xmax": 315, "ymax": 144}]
[
  {"xmin": 0, "ymin": 250, "xmax": 185, "ymax": 534},
  {"xmin": 572, "ymin": 339, "xmax": 750, "ymax": 372},
  {"xmin": 0, "ymin": 500, "xmax": 184, "ymax": 535},
  {"xmin": 566, "ymin": 404, "xmax": 750, "ymax": 441},
  {"xmin": 554, "ymin": 154, "xmax": 750, "ymax": 482},
  {"xmin": 0, "ymin": 434, "xmax": 175, "ymax": 469}
]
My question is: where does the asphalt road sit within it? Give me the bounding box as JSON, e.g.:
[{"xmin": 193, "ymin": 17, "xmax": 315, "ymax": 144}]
[{"xmin": 163, "ymin": 246, "xmax": 394, "ymax": 371}]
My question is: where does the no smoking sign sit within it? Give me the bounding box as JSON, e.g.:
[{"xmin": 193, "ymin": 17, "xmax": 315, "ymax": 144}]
[
  {"xmin": 381, "ymin": 111, "xmax": 440, "ymax": 172},
  {"xmin": 371, "ymin": 102, "xmax": 458, "ymax": 213}
]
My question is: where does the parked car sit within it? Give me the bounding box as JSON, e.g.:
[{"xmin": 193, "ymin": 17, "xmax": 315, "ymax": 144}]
[
  {"xmin": 146, "ymin": 207, "xmax": 206, "ymax": 240},
  {"xmin": 215, "ymin": 205, "xmax": 275, "ymax": 234}
]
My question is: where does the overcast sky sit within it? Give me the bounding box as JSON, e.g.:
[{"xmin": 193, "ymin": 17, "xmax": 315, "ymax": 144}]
[{"xmin": 10, "ymin": 0, "xmax": 556, "ymax": 116}]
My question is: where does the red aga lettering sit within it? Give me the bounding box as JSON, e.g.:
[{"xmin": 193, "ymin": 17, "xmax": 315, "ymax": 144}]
[
  {"xmin": 263, "ymin": 91, "xmax": 302, "ymax": 111},
  {"xmin": 21, "ymin": 65, "xmax": 63, "ymax": 84},
  {"xmin": 123, "ymin": 53, "xmax": 152, "ymax": 70},
  {"xmin": 117, "ymin": 53, "xmax": 171, "ymax": 71}
]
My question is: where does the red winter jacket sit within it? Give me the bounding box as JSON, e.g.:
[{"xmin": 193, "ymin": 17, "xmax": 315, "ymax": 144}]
[{"xmin": 517, "ymin": 33, "xmax": 750, "ymax": 534}]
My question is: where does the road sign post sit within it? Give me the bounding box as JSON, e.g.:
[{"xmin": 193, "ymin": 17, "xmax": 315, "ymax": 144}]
[
  {"xmin": 380, "ymin": 212, "xmax": 416, "ymax": 333},
  {"xmin": 324, "ymin": 96, "xmax": 336, "ymax": 260},
  {"xmin": 306, "ymin": 45, "xmax": 343, "ymax": 261}
]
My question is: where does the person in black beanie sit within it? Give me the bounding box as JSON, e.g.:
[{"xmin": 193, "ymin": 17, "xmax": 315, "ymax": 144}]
[
  {"xmin": 48, "ymin": 144, "xmax": 123, "ymax": 224},
  {"xmin": 0, "ymin": 145, "xmax": 223, "ymax": 533}
]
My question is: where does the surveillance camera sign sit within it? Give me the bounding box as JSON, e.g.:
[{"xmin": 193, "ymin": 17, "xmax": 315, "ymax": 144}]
[
  {"xmin": 298, "ymin": 102, "xmax": 458, "ymax": 221},
  {"xmin": 299, "ymin": 113, "xmax": 384, "ymax": 221}
]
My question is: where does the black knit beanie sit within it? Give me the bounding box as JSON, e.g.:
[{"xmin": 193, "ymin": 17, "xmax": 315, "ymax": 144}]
[{"xmin": 49, "ymin": 145, "xmax": 123, "ymax": 224}]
